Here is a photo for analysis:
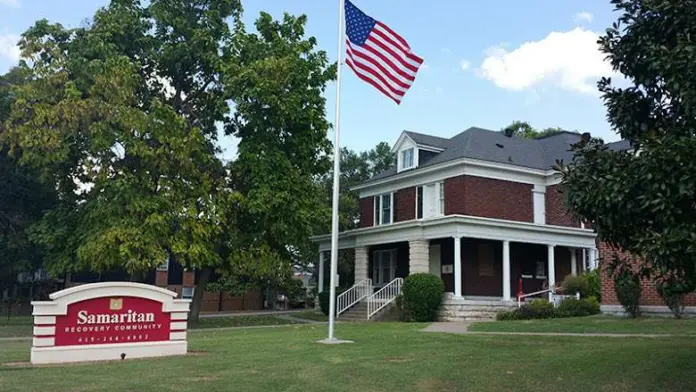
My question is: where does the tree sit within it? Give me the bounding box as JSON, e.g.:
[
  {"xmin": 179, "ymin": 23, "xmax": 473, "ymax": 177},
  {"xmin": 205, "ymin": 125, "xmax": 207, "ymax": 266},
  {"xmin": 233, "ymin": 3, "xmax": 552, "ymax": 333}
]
[
  {"xmin": 501, "ymin": 121, "xmax": 568, "ymax": 139},
  {"xmin": 213, "ymin": 12, "xmax": 336, "ymax": 307},
  {"xmin": 3, "ymin": 0, "xmax": 238, "ymax": 321},
  {"xmin": 0, "ymin": 67, "xmax": 58, "ymax": 298},
  {"xmin": 558, "ymin": 0, "xmax": 696, "ymax": 316}
]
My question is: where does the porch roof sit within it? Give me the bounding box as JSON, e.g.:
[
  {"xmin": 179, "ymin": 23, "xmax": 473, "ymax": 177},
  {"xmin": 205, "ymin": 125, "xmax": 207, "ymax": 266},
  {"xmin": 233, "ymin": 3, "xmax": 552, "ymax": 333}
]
[{"xmin": 310, "ymin": 215, "xmax": 597, "ymax": 251}]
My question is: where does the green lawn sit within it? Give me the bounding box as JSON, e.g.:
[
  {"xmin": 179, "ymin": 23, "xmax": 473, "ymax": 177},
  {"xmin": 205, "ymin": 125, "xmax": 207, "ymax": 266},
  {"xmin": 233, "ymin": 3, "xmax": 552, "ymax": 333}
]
[
  {"xmin": 292, "ymin": 310, "xmax": 329, "ymax": 322},
  {"xmin": 0, "ymin": 316, "xmax": 32, "ymax": 338},
  {"xmin": 469, "ymin": 315, "xmax": 696, "ymax": 335},
  {"xmin": 189, "ymin": 315, "xmax": 299, "ymax": 329},
  {"xmin": 2, "ymin": 322, "xmax": 696, "ymax": 391}
]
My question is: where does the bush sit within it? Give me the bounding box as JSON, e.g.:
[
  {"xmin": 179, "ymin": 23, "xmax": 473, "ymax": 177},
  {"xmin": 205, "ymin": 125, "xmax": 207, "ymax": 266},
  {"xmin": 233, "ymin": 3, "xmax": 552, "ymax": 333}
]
[
  {"xmin": 614, "ymin": 269, "xmax": 642, "ymax": 318},
  {"xmin": 562, "ymin": 275, "xmax": 589, "ymax": 297},
  {"xmin": 556, "ymin": 297, "xmax": 600, "ymax": 317},
  {"xmin": 655, "ymin": 277, "xmax": 694, "ymax": 319},
  {"xmin": 402, "ymin": 273, "xmax": 445, "ymax": 322},
  {"xmin": 520, "ymin": 298, "xmax": 555, "ymax": 319},
  {"xmin": 496, "ymin": 309, "xmax": 522, "ymax": 321},
  {"xmin": 584, "ymin": 269, "xmax": 602, "ymax": 301},
  {"xmin": 318, "ymin": 289, "xmax": 345, "ymax": 316}
]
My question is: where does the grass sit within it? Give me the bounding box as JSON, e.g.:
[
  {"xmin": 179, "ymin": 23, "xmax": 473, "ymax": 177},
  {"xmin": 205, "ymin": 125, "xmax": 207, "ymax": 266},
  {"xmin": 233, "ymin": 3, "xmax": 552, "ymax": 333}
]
[
  {"xmin": 189, "ymin": 315, "xmax": 299, "ymax": 329},
  {"xmin": 0, "ymin": 316, "xmax": 32, "ymax": 338},
  {"xmin": 2, "ymin": 322, "xmax": 696, "ymax": 391},
  {"xmin": 469, "ymin": 315, "xmax": 696, "ymax": 335},
  {"xmin": 292, "ymin": 310, "xmax": 329, "ymax": 322}
]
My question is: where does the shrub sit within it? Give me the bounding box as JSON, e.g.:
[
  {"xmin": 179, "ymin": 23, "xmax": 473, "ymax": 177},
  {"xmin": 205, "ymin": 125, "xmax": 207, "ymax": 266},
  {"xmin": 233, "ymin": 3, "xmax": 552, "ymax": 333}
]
[
  {"xmin": 520, "ymin": 298, "xmax": 554, "ymax": 319},
  {"xmin": 614, "ymin": 268, "xmax": 642, "ymax": 318},
  {"xmin": 318, "ymin": 289, "xmax": 345, "ymax": 316},
  {"xmin": 584, "ymin": 269, "xmax": 602, "ymax": 301},
  {"xmin": 556, "ymin": 297, "xmax": 600, "ymax": 317},
  {"xmin": 655, "ymin": 277, "xmax": 694, "ymax": 319},
  {"xmin": 562, "ymin": 275, "xmax": 589, "ymax": 297},
  {"xmin": 496, "ymin": 309, "xmax": 522, "ymax": 321},
  {"xmin": 402, "ymin": 273, "xmax": 445, "ymax": 322}
]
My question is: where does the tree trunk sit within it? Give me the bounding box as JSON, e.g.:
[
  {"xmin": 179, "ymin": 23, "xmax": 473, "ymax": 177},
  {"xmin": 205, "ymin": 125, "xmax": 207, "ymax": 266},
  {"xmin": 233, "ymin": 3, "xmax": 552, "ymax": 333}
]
[{"xmin": 189, "ymin": 267, "xmax": 212, "ymax": 322}]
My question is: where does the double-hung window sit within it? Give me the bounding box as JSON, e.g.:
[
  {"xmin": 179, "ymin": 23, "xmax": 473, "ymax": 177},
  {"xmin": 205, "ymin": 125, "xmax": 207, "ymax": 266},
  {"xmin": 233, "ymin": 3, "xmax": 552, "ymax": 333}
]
[
  {"xmin": 400, "ymin": 148, "xmax": 415, "ymax": 170},
  {"xmin": 373, "ymin": 192, "xmax": 394, "ymax": 225}
]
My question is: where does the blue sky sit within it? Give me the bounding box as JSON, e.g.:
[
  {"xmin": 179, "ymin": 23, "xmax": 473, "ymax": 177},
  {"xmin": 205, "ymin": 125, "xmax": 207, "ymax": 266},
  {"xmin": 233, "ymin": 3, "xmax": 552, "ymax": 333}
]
[{"xmin": 0, "ymin": 0, "xmax": 621, "ymax": 160}]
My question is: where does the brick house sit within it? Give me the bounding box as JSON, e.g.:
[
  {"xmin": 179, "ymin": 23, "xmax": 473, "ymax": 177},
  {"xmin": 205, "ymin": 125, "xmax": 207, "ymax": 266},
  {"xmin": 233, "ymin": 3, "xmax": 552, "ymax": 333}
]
[{"xmin": 311, "ymin": 127, "xmax": 695, "ymax": 320}]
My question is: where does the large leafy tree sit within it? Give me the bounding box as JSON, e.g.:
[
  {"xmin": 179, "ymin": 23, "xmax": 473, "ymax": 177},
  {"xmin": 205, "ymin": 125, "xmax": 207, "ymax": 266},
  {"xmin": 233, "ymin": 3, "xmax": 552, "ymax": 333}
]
[
  {"xmin": 0, "ymin": 67, "xmax": 58, "ymax": 294},
  {"xmin": 559, "ymin": 0, "xmax": 696, "ymax": 312},
  {"xmin": 3, "ymin": 0, "xmax": 237, "ymax": 319},
  {"xmin": 203, "ymin": 12, "xmax": 336, "ymax": 304}
]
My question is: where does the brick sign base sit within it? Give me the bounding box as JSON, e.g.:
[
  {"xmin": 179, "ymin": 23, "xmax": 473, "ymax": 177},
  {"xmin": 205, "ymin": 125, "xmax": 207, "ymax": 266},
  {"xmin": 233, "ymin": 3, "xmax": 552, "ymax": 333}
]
[{"xmin": 31, "ymin": 282, "xmax": 190, "ymax": 365}]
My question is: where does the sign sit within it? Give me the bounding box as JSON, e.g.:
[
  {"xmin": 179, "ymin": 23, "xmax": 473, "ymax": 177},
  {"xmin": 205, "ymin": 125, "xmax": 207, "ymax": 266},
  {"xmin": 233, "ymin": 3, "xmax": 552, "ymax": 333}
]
[{"xmin": 31, "ymin": 282, "xmax": 190, "ymax": 365}]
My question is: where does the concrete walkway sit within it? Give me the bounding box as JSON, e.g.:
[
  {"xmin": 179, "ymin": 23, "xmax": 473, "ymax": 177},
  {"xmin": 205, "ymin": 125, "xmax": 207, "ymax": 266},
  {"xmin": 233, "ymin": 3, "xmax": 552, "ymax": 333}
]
[{"xmin": 421, "ymin": 322, "xmax": 677, "ymax": 338}]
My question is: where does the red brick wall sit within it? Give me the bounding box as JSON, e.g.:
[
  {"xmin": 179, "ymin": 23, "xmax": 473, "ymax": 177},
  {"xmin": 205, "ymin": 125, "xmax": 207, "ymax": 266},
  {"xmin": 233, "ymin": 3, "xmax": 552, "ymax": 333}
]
[
  {"xmin": 599, "ymin": 242, "xmax": 696, "ymax": 306},
  {"xmin": 359, "ymin": 197, "xmax": 373, "ymax": 228},
  {"xmin": 444, "ymin": 175, "xmax": 533, "ymax": 222},
  {"xmin": 546, "ymin": 184, "xmax": 579, "ymax": 227},
  {"xmin": 395, "ymin": 187, "xmax": 415, "ymax": 222}
]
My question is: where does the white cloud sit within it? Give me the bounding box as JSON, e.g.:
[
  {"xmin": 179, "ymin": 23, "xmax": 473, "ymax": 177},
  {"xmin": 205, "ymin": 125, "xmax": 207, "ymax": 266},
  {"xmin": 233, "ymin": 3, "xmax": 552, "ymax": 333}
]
[
  {"xmin": 441, "ymin": 48, "xmax": 451, "ymax": 54},
  {"xmin": 460, "ymin": 59, "xmax": 471, "ymax": 71},
  {"xmin": 573, "ymin": 11, "xmax": 593, "ymax": 24},
  {"xmin": 0, "ymin": 0, "xmax": 20, "ymax": 8},
  {"xmin": 435, "ymin": 86, "xmax": 444, "ymax": 94},
  {"xmin": 420, "ymin": 62, "xmax": 429, "ymax": 72},
  {"xmin": 0, "ymin": 33, "xmax": 20, "ymax": 62},
  {"xmin": 478, "ymin": 27, "xmax": 614, "ymax": 95}
]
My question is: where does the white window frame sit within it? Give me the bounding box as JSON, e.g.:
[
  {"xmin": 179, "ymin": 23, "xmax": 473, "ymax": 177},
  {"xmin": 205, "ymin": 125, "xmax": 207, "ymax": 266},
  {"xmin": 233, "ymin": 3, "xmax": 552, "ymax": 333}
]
[
  {"xmin": 400, "ymin": 148, "xmax": 415, "ymax": 170},
  {"xmin": 373, "ymin": 192, "xmax": 394, "ymax": 225},
  {"xmin": 372, "ymin": 249, "xmax": 397, "ymax": 285},
  {"xmin": 438, "ymin": 181, "xmax": 445, "ymax": 215}
]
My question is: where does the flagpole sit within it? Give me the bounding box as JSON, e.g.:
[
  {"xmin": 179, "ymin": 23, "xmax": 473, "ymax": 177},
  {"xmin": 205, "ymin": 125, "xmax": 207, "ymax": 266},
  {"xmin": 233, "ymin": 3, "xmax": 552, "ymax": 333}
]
[{"xmin": 326, "ymin": 0, "xmax": 346, "ymax": 342}]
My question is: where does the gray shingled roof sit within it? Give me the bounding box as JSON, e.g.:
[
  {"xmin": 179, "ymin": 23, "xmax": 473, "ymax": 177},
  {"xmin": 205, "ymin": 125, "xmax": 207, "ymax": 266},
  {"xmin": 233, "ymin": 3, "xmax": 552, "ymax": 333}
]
[{"xmin": 365, "ymin": 127, "xmax": 628, "ymax": 184}]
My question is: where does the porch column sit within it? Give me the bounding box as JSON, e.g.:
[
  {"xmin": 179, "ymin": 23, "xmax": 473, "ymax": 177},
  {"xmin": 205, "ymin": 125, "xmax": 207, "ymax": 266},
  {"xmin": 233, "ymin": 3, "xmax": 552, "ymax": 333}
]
[
  {"xmin": 355, "ymin": 246, "xmax": 369, "ymax": 282},
  {"xmin": 588, "ymin": 247, "xmax": 599, "ymax": 271},
  {"xmin": 502, "ymin": 240, "xmax": 511, "ymax": 301},
  {"xmin": 408, "ymin": 240, "xmax": 429, "ymax": 274},
  {"xmin": 547, "ymin": 244, "xmax": 556, "ymax": 301},
  {"xmin": 453, "ymin": 236, "xmax": 462, "ymax": 298},
  {"xmin": 570, "ymin": 248, "xmax": 578, "ymax": 276},
  {"xmin": 318, "ymin": 251, "xmax": 325, "ymax": 294}
]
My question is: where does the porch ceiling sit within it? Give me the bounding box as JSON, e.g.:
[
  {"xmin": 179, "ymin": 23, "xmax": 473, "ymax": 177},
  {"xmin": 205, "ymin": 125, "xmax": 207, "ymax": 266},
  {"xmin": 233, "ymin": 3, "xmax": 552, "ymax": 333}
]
[{"xmin": 311, "ymin": 215, "xmax": 596, "ymax": 251}]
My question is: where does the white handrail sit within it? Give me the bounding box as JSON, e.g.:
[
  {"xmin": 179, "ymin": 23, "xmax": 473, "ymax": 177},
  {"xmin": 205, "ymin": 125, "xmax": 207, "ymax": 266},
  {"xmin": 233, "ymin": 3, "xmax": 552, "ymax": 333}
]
[
  {"xmin": 336, "ymin": 279, "xmax": 372, "ymax": 317},
  {"xmin": 367, "ymin": 278, "xmax": 403, "ymax": 319},
  {"xmin": 517, "ymin": 287, "xmax": 554, "ymax": 308}
]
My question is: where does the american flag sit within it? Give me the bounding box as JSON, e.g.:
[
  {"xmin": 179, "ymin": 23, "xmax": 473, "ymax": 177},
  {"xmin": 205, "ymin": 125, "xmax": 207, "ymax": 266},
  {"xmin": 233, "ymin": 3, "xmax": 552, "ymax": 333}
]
[{"xmin": 344, "ymin": 0, "xmax": 423, "ymax": 104}]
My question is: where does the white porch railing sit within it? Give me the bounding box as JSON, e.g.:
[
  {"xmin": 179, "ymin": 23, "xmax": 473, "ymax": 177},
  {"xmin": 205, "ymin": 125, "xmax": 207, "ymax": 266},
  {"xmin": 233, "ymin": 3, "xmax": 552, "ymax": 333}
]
[
  {"xmin": 517, "ymin": 288, "xmax": 554, "ymax": 308},
  {"xmin": 367, "ymin": 278, "xmax": 403, "ymax": 319},
  {"xmin": 337, "ymin": 279, "xmax": 372, "ymax": 317},
  {"xmin": 517, "ymin": 288, "xmax": 580, "ymax": 308}
]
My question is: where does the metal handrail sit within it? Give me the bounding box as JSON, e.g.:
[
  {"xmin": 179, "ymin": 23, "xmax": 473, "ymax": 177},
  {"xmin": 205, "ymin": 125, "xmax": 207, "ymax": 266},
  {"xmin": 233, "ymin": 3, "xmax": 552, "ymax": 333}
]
[
  {"xmin": 517, "ymin": 287, "xmax": 554, "ymax": 308},
  {"xmin": 367, "ymin": 278, "xmax": 403, "ymax": 319},
  {"xmin": 336, "ymin": 279, "xmax": 372, "ymax": 317}
]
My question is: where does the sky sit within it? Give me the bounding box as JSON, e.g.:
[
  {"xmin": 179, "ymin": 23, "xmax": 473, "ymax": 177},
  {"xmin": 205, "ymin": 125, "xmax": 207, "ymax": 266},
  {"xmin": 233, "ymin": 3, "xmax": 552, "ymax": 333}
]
[{"xmin": 0, "ymin": 0, "xmax": 622, "ymax": 161}]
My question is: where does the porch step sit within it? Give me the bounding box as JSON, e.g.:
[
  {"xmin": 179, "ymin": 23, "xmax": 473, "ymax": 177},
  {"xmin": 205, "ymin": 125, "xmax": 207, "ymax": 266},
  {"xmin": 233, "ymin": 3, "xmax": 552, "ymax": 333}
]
[
  {"xmin": 338, "ymin": 302, "xmax": 368, "ymax": 321},
  {"xmin": 439, "ymin": 302, "xmax": 516, "ymax": 322}
]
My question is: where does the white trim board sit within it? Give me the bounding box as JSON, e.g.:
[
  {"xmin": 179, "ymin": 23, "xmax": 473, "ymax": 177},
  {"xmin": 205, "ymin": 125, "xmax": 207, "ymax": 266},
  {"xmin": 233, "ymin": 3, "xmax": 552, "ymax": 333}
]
[
  {"xmin": 355, "ymin": 157, "xmax": 562, "ymax": 198},
  {"xmin": 313, "ymin": 214, "xmax": 596, "ymax": 251}
]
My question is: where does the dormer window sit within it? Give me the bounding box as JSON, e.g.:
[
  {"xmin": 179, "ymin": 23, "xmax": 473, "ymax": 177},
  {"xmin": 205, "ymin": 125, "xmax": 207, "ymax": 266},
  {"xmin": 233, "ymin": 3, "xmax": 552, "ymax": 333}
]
[{"xmin": 400, "ymin": 148, "xmax": 415, "ymax": 170}]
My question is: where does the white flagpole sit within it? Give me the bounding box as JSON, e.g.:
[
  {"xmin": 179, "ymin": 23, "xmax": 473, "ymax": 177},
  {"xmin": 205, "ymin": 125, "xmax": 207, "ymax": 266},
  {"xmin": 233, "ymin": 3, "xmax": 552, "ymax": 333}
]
[{"xmin": 327, "ymin": 0, "xmax": 346, "ymax": 342}]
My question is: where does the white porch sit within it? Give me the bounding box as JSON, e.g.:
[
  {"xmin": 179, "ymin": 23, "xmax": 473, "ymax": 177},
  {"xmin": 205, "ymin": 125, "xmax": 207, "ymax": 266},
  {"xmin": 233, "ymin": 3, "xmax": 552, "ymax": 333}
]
[{"xmin": 312, "ymin": 214, "xmax": 598, "ymax": 320}]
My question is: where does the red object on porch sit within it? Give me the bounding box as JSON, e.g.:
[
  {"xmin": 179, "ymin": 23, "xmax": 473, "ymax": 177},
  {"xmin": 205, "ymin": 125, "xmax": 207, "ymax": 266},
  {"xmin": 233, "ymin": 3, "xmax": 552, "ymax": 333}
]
[{"xmin": 517, "ymin": 278, "xmax": 524, "ymax": 299}]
